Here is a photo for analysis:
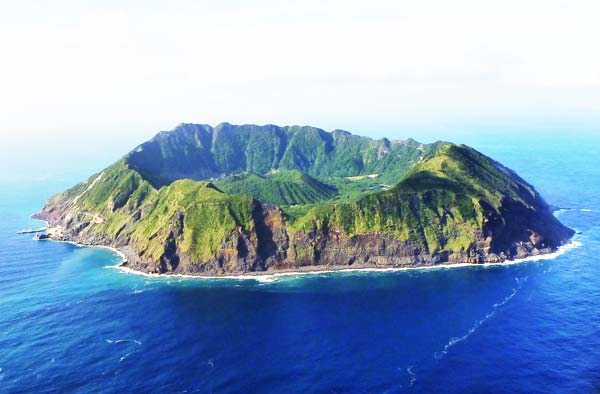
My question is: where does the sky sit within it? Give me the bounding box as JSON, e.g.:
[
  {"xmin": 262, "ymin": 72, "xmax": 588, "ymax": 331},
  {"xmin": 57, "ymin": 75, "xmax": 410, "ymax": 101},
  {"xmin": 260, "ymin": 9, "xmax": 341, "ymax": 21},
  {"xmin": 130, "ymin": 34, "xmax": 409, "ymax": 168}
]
[{"xmin": 1, "ymin": 0, "xmax": 599, "ymax": 177}]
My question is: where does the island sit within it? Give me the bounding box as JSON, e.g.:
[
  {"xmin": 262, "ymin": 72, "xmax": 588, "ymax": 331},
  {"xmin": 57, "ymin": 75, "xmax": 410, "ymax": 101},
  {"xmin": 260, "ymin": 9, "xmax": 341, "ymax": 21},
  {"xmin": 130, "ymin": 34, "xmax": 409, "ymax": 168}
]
[{"xmin": 35, "ymin": 123, "xmax": 574, "ymax": 276}]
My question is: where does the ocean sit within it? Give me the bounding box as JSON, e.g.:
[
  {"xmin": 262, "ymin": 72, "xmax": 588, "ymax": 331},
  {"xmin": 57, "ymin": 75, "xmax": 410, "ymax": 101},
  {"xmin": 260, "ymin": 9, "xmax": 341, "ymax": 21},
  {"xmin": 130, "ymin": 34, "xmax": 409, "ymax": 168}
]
[{"xmin": 1, "ymin": 133, "xmax": 599, "ymax": 393}]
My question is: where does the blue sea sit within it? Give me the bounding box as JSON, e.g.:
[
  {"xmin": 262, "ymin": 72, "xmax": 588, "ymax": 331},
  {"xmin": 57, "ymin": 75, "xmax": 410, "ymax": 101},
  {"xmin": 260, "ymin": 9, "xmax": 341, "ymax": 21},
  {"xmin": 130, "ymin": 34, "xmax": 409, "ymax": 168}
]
[{"xmin": 1, "ymin": 133, "xmax": 599, "ymax": 393}]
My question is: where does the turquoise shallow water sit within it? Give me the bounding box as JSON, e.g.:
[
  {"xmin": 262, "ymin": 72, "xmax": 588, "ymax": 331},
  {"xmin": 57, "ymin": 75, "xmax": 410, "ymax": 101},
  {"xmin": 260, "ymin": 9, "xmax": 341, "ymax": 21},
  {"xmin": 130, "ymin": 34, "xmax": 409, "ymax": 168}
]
[{"xmin": 0, "ymin": 134, "xmax": 599, "ymax": 393}]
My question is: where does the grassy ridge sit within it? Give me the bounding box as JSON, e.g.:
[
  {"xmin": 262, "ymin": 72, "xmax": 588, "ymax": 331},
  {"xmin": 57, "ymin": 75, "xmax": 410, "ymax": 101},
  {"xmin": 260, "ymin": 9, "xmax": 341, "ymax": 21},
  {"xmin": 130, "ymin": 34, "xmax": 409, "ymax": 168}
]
[
  {"xmin": 287, "ymin": 145, "xmax": 541, "ymax": 256},
  {"xmin": 126, "ymin": 123, "xmax": 447, "ymax": 187},
  {"xmin": 49, "ymin": 160, "xmax": 257, "ymax": 264}
]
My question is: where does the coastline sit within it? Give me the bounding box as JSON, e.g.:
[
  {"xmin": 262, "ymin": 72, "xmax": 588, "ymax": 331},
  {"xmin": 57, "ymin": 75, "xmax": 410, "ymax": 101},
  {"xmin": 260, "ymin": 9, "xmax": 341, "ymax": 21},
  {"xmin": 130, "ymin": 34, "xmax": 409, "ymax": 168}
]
[
  {"xmin": 31, "ymin": 218, "xmax": 129, "ymax": 263},
  {"xmin": 105, "ymin": 240, "xmax": 582, "ymax": 282},
  {"xmin": 106, "ymin": 240, "xmax": 583, "ymax": 282},
  {"xmin": 32, "ymin": 217, "xmax": 582, "ymax": 282}
]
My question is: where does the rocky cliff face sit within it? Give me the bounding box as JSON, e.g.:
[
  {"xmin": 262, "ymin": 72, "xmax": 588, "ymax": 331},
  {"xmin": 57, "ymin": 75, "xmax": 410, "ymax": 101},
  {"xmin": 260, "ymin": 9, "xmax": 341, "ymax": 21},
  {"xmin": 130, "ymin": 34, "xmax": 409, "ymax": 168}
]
[
  {"xmin": 36, "ymin": 197, "xmax": 571, "ymax": 275},
  {"xmin": 35, "ymin": 124, "xmax": 574, "ymax": 276}
]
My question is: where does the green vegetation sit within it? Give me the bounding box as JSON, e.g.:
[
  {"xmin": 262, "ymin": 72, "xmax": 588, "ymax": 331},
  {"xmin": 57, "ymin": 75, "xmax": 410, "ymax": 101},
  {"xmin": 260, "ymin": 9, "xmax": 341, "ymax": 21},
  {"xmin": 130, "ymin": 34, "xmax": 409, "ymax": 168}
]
[
  {"xmin": 49, "ymin": 160, "xmax": 256, "ymax": 264},
  {"xmin": 125, "ymin": 123, "xmax": 447, "ymax": 187},
  {"xmin": 126, "ymin": 180, "xmax": 255, "ymax": 262},
  {"xmin": 214, "ymin": 170, "xmax": 337, "ymax": 206},
  {"xmin": 285, "ymin": 144, "xmax": 545, "ymax": 257}
]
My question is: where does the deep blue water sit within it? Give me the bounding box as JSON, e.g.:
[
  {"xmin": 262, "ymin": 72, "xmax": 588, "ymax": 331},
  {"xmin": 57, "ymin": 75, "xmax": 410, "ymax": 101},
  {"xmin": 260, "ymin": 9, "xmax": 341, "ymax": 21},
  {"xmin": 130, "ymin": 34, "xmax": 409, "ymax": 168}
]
[{"xmin": 1, "ymin": 134, "xmax": 599, "ymax": 393}]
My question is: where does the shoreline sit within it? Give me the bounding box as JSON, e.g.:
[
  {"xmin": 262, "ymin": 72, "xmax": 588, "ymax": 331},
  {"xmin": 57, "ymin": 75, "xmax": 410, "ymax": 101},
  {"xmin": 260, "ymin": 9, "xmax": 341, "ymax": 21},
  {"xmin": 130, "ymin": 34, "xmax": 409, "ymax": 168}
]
[
  {"xmin": 106, "ymin": 240, "xmax": 582, "ymax": 282},
  {"xmin": 32, "ymin": 217, "xmax": 582, "ymax": 282},
  {"xmin": 31, "ymin": 218, "xmax": 129, "ymax": 263}
]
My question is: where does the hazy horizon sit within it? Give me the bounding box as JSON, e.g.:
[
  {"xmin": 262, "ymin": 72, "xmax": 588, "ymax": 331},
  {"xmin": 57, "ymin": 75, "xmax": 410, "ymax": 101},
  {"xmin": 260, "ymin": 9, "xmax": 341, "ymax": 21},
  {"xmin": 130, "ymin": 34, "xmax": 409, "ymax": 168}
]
[{"xmin": 2, "ymin": 0, "xmax": 600, "ymax": 179}]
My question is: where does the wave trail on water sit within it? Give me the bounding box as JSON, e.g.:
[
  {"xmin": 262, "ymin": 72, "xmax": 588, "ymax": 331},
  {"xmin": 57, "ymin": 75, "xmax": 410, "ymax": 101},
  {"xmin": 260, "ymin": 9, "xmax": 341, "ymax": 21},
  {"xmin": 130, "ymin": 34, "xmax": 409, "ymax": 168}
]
[
  {"xmin": 493, "ymin": 288, "xmax": 517, "ymax": 308},
  {"xmin": 406, "ymin": 366, "xmax": 416, "ymax": 387},
  {"xmin": 434, "ymin": 276, "xmax": 527, "ymax": 360},
  {"xmin": 119, "ymin": 351, "xmax": 138, "ymax": 363},
  {"xmin": 105, "ymin": 339, "xmax": 142, "ymax": 345},
  {"xmin": 434, "ymin": 310, "xmax": 497, "ymax": 360},
  {"xmin": 105, "ymin": 339, "xmax": 142, "ymax": 364}
]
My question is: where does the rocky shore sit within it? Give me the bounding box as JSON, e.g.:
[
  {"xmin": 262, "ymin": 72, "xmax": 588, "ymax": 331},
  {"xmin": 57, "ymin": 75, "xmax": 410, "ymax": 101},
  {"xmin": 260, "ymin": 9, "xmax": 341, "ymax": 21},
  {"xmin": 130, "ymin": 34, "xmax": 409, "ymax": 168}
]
[{"xmin": 34, "ymin": 202, "xmax": 573, "ymax": 277}]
